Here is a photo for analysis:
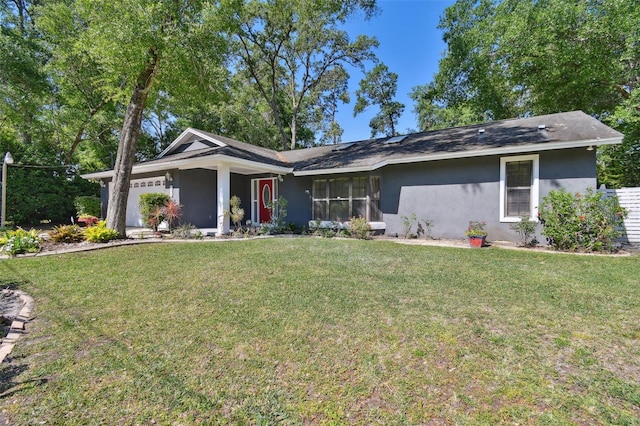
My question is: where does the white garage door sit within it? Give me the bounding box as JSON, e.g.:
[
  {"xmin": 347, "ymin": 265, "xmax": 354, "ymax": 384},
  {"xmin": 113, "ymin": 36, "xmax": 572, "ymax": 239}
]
[{"xmin": 110, "ymin": 177, "xmax": 169, "ymax": 227}]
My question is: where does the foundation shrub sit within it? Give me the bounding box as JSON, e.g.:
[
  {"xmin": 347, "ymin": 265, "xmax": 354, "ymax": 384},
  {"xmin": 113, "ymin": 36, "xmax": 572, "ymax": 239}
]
[
  {"xmin": 172, "ymin": 224, "xmax": 203, "ymax": 239},
  {"xmin": 225, "ymin": 195, "xmax": 245, "ymax": 236},
  {"xmin": 538, "ymin": 188, "xmax": 627, "ymax": 252},
  {"xmin": 510, "ymin": 215, "xmax": 538, "ymax": 247},
  {"xmin": 347, "ymin": 216, "xmax": 372, "ymax": 239},
  {"xmin": 139, "ymin": 193, "xmax": 170, "ymax": 230},
  {"xmin": 263, "ymin": 196, "xmax": 288, "ymax": 234}
]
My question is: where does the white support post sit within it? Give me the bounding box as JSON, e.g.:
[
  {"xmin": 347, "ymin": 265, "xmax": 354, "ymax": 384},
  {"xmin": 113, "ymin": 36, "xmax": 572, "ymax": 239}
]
[{"xmin": 216, "ymin": 163, "xmax": 230, "ymax": 236}]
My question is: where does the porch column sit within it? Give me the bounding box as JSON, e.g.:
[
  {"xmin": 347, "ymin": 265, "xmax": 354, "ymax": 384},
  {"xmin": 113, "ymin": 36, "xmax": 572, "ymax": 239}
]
[{"xmin": 216, "ymin": 163, "xmax": 230, "ymax": 236}]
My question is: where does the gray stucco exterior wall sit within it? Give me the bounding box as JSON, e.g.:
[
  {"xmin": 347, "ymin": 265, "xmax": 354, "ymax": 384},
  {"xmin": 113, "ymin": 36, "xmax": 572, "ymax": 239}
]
[
  {"xmin": 279, "ymin": 176, "xmax": 313, "ymax": 227},
  {"xmin": 178, "ymin": 169, "xmax": 217, "ymax": 227},
  {"xmin": 380, "ymin": 148, "xmax": 596, "ymax": 241},
  {"xmin": 97, "ymin": 147, "xmax": 596, "ymax": 243}
]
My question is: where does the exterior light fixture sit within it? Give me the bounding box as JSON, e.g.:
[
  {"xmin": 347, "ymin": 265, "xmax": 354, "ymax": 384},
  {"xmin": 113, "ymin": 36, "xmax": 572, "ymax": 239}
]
[
  {"xmin": 1, "ymin": 152, "xmax": 14, "ymax": 228},
  {"xmin": 586, "ymin": 146, "xmax": 594, "ymax": 151},
  {"xmin": 165, "ymin": 171, "xmax": 173, "ymax": 182}
]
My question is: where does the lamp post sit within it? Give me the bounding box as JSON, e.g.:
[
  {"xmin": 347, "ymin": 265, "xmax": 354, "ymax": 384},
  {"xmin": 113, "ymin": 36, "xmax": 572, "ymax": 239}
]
[{"xmin": 1, "ymin": 152, "xmax": 14, "ymax": 228}]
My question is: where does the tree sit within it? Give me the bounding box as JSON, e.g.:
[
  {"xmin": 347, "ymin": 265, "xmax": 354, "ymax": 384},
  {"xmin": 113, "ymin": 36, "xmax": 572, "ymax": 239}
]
[
  {"xmin": 36, "ymin": 2, "xmax": 123, "ymax": 169},
  {"xmin": 414, "ymin": 0, "xmax": 640, "ymax": 186},
  {"xmin": 0, "ymin": 0, "xmax": 51, "ymax": 147},
  {"xmin": 225, "ymin": 0, "xmax": 379, "ymax": 150},
  {"xmin": 35, "ymin": 0, "xmax": 230, "ymax": 235},
  {"xmin": 354, "ymin": 63, "xmax": 405, "ymax": 137},
  {"xmin": 311, "ymin": 65, "xmax": 350, "ymax": 145},
  {"xmin": 171, "ymin": 74, "xmax": 283, "ymax": 150},
  {"xmin": 410, "ymin": 83, "xmax": 483, "ymax": 130}
]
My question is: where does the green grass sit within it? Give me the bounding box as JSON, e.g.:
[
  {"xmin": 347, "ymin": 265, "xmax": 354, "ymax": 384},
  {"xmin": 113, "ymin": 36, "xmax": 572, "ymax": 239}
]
[{"xmin": 1, "ymin": 238, "xmax": 639, "ymax": 424}]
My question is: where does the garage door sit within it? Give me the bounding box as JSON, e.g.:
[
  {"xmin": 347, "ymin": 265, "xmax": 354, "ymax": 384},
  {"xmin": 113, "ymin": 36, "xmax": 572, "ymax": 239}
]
[{"xmin": 110, "ymin": 177, "xmax": 169, "ymax": 227}]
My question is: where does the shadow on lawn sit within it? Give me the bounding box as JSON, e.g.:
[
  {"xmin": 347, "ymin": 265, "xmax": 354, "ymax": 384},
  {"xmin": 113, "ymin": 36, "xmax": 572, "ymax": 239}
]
[{"xmin": 0, "ymin": 359, "xmax": 46, "ymax": 397}]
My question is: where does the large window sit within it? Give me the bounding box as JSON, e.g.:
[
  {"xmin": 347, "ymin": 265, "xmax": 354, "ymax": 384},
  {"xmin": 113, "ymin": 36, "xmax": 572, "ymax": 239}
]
[
  {"xmin": 313, "ymin": 176, "xmax": 381, "ymax": 222},
  {"xmin": 500, "ymin": 155, "xmax": 539, "ymax": 222}
]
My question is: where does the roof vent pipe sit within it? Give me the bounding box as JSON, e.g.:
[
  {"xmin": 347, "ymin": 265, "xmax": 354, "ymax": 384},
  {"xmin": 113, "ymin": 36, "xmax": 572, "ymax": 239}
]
[
  {"xmin": 538, "ymin": 124, "xmax": 546, "ymax": 130},
  {"xmin": 478, "ymin": 129, "xmax": 485, "ymax": 134}
]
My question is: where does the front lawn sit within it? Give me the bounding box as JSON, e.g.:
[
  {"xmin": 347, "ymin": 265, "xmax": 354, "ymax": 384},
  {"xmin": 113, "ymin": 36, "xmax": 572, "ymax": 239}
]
[{"xmin": 1, "ymin": 239, "xmax": 639, "ymax": 424}]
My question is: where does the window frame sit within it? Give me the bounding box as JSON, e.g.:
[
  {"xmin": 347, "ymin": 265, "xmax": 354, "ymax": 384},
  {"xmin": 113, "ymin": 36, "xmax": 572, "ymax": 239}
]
[
  {"xmin": 499, "ymin": 154, "xmax": 539, "ymax": 222},
  {"xmin": 312, "ymin": 176, "xmax": 381, "ymax": 222}
]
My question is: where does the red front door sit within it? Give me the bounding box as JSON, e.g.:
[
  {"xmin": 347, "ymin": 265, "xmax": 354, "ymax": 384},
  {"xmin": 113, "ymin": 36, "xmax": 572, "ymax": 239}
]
[{"xmin": 258, "ymin": 179, "xmax": 274, "ymax": 223}]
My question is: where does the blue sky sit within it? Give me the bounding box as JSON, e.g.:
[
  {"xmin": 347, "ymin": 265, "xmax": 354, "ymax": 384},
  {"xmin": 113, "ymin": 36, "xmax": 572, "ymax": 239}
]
[{"xmin": 336, "ymin": 0, "xmax": 456, "ymax": 143}]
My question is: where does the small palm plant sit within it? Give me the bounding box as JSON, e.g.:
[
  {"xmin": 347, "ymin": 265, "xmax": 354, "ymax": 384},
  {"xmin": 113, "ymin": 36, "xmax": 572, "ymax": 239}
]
[
  {"xmin": 148, "ymin": 205, "xmax": 166, "ymax": 234},
  {"xmin": 162, "ymin": 199, "xmax": 182, "ymax": 232}
]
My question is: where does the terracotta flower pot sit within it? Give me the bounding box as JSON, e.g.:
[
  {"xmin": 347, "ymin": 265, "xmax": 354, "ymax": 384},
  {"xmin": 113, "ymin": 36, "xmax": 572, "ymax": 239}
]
[{"xmin": 469, "ymin": 235, "xmax": 486, "ymax": 248}]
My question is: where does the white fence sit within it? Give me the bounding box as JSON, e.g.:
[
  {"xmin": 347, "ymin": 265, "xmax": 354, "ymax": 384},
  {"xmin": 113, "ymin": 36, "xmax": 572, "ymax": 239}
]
[{"xmin": 602, "ymin": 187, "xmax": 640, "ymax": 244}]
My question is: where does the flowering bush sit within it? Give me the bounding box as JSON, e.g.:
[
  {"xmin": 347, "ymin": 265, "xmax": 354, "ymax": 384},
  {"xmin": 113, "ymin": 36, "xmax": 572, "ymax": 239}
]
[
  {"xmin": 78, "ymin": 214, "xmax": 99, "ymax": 226},
  {"xmin": 0, "ymin": 228, "xmax": 41, "ymax": 256},
  {"xmin": 465, "ymin": 220, "xmax": 487, "ymax": 237},
  {"xmin": 538, "ymin": 188, "xmax": 627, "ymax": 252}
]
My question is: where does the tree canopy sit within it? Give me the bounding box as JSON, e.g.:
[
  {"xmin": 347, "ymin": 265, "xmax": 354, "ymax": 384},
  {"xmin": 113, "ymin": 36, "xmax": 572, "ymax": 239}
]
[
  {"xmin": 413, "ymin": 0, "xmax": 640, "ymax": 187},
  {"xmin": 0, "ymin": 0, "xmax": 386, "ymax": 227},
  {"xmin": 225, "ymin": 0, "xmax": 380, "ymax": 150}
]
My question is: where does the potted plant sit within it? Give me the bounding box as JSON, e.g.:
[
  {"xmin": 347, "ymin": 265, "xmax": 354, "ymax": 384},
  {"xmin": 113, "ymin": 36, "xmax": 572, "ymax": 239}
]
[{"xmin": 465, "ymin": 220, "xmax": 487, "ymax": 247}]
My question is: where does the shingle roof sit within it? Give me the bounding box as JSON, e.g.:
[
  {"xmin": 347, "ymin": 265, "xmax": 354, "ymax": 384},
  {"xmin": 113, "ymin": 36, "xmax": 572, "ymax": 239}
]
[
  {"xmin": 141, "ymin": 135, "xmax": 290, "ymax": 168},
  {"xmin": 283, "ymin": 110, "xmax": 623, "ymax": 173},
  {"xmin": 83, "ymin": 110, "xmax": 623, "ymax": 180}
]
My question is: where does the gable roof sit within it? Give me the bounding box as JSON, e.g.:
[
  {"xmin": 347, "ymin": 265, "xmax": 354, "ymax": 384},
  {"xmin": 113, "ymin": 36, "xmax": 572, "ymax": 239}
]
[
  {"xmin": 83, "ymin": 128, "xmax": 292, "ymax": 179},
  {"xmin": 82, "ymin": 111, "xmax": 622, "ymax": 180},
  {"xmin": 159, "ymin": 128, "xmax": 288, "ymax": 165}
]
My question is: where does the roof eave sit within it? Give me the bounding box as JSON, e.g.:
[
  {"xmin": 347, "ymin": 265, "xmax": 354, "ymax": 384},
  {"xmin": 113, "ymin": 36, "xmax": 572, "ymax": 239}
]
[{"xmin": 81, "ymin": 154, "xmax": 293, "ymax": 180}]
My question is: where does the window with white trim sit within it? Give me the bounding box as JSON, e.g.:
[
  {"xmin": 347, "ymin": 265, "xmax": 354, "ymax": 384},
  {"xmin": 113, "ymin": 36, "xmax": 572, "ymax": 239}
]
[
  {"xmin": 312, "ymin": 176, "xmax": 381, "ymax": 222},
  {"xmin": 500, "ymin": 155, "xmax": 539, "ymax": 222}
]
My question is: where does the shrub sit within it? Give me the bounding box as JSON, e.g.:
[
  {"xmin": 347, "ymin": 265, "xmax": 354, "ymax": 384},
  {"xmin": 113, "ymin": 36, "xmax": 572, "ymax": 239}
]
[
  {"xmin": 77, "ymin": 215, "xmax": 99, "ymax": 226},
  {"xmin": 50, "ymin": 224, "xmax": 85, "ymax": 243},
  {"xmin": 0, "ymin": 228, "xmax": 41, "ymax": 256},
  {"xmin": 538, "ymin": 188, "xmax": 628, "ymax": 252},
  {"xmin": 74, "ymin": 196, "xmax": 101, "ymax": 218},
  {"xmin": 401, "ymin": 213, "xmax": 416, "ymax": 238},
  {"xmin": 263, "ymin": 196, "xmax": 288, "ymax": 234},
  {"xmin": 139, "ymin": 193, "xmax": 171, "ymax": 230},
  {"xmin": 84, "ymin": 221, "xmax": 119, "ymax": 243},
  {"xmin": 417, "ymin": 219, "xmax": 434, "ymax": 239},
  {"xmin": 510, "ymin": 215, "xmax": 538, "ymax": 247},
  {"xmin": 347, "ymin": 216, "xmax": 372, "ymax": 239},
  {"xmin": 5, "ymin": 164, "xmax": 99, "ymax": 225},
  {"xmin": 172, "ymin": 224, "xmax": 203, "ymax": 240}
]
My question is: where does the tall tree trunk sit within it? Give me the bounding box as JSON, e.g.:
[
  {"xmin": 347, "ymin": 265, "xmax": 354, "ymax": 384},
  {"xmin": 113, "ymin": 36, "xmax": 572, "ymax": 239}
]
[
  {"xmin": 289, "ymin": 114, "xmax": 297, "ymax": 150},
  {"xmin": 106, "ymin": 50, "xmax": 159, "ymax": 236}
]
